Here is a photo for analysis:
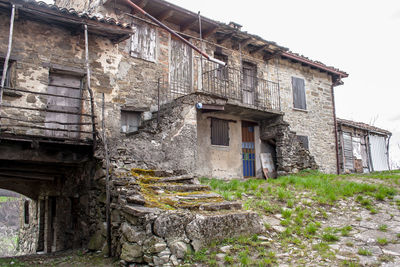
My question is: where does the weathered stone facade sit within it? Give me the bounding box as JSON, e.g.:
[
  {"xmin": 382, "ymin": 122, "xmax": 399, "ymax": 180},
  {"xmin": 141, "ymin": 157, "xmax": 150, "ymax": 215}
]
[{"xmin": 0, "ymin": 0, "xmax": 348, "ymax": 263}]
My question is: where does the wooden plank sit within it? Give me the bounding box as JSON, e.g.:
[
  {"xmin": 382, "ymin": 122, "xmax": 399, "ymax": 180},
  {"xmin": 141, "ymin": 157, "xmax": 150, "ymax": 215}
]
[
  {"xmin": 180, "ymin": 18, "xmax": 197, "ymax": 32},
  {"xmin": 156, "ymin": 9, "xmax": 174, "ymax": 22}
]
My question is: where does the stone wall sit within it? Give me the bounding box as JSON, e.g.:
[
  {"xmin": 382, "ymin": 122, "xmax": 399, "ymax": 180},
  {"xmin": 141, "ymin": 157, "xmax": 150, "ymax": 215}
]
[
  {"xmin": 18, "ymin": 198, "xmax": 38, "ymax": 254},
  {"xmin": 261, "ymin": 116, "xmax": 318, "ymax": 176}
]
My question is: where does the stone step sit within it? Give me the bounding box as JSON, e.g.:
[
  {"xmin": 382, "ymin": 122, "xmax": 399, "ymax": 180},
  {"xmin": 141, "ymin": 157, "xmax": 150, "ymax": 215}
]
[
  {"xmin": 175, "ymin": 193, "xmax": 222, "ymax": 200},
  {"xmin": 153, "ymin": 211, "xmax": 265, "ymax": 251},
  {"xmin": 140, "ymin": 176, "xmax": 197, "ymax": 185},
  {"xmin": 150, "ymin": 184, "xmax": 211, "ymax": 193},
  {"xmin": 199, "ymin": 201, "xmax": 242, "ymax": 211}
]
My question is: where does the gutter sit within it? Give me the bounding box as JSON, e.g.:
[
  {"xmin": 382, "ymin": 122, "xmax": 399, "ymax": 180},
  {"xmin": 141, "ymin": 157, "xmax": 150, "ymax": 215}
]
[{"xmin": 119, "ymin": 0, "xmax": 225, "ymax": 66}]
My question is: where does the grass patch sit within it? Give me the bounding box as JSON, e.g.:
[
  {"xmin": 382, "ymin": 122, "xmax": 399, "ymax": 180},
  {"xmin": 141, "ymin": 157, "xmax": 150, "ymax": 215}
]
[
  {"xmin": 358, "ymin": 248, "xmax": 372, "ymax": 256},
  {"xmin": 378, "ymin": 224, "xmax": 388, "ymax": 232},
  {"xmin": 377, "ymin": 238, "xmax": 388, "ymax": 246}
]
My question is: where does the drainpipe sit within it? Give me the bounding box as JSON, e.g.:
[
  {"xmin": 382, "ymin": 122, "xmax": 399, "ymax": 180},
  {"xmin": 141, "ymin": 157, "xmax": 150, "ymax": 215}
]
[
  {"xmin": 119, "ymin": 0, "xmax": 225, "ymax": 66},
  {"xmin": 0, "ymin": 4, "xmax": 16, "ymax": 106},
  {"xmin": 367, "ymin": 131, "xmax": 374, "ymax": 172},
  {"xmin": 331, "ymin": 76, "xmax": 342, "ymax": 175},
  {"xmin": 387, "ymin": 134, "xmax": 392, "ymax": 170}
]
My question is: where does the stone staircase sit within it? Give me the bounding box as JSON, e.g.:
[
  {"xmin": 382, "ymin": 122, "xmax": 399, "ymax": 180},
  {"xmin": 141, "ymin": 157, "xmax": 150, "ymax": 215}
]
[{"xmin": 112, "ymin": 169, "xmax": 265, "ymax": 266}]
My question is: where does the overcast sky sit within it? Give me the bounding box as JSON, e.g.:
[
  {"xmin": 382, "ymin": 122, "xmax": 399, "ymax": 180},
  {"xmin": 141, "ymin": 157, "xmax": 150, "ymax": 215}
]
[{"xmin": 43, "ymin": 0, "xmax": 400, "ymax": 167}]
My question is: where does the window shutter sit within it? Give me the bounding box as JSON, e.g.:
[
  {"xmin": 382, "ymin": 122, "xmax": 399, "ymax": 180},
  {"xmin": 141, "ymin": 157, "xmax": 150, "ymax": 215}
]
[
  {"xmin": 292, "ymin": 77, "xmax": 306, "ymax": 110},
  {"xmin": 131, "ymin": 24, "xmax": 156, "ymax": 62},
  {"xmin": 297, "ymin": 135, "xmax": 309, "ymax": 150},
  {"xmin": 211, "ymin": 118, "xmax": 229, "ymax": 146}
]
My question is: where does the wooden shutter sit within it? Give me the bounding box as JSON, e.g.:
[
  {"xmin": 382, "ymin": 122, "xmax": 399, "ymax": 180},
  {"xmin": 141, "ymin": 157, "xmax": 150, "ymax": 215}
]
[
  {"xmin": 343, "ymin": 132, "xmax": 354, "ymax": 170},
  {"xmin": 170, "ymin": 38, "xmax": 192, "ymax": 95},
  {"xmin": 292, "ymin": 77, "xmax": 306, "ymax": 110},
  {"xmin": 211, "ymin": 118, "xmax": 229, "ymax": 146},
  {"xmin": 131, "ymin": 23, "xmax": 156, "ymax": 62}
]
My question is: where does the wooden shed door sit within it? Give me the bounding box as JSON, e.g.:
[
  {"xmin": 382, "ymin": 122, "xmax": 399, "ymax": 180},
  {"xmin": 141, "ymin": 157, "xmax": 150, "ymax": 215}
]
[
  {"xmin": 242, "ymin": 121, "xmax": 256, "ymax": 177},
  {"xmin": 45, "ymin": 73, "xmax": 82, "ymax": 138}
]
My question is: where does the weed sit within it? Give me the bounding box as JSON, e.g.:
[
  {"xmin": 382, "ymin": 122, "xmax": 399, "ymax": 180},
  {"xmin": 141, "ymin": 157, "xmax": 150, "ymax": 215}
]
[
  {"xmin": 281, "ymin": 208, "xmax": 292, "ymax": 219},
  {"xmin": 378, "ymin": 224, "xmax": 388, "ymax": 232},
  {"xmin": 287, "ymin": 199, "xmax": 294, "ymax": 208},
  {"xmin": 378, "ymin": 254, "xmax": 394, "ymax": 262},
  {"xmin": 224, "ymin": 255, "xmax": 234, "ymax": 264},
  {"xmin": 377, "ymin": 238, "xmax": 388, "ymax": 246},
  {"xmin": 340, "ymin": 226, "xmax": 352, "ymax": 236},
  {"xmin": 305, "ymin": 222, "xmax": 318, "ymax": 235},
  {"xmin": 342, "ymin": 260, "xmax": 361, "ymax": 267},
  {"xmin": 345, "ymin": 241, "xmax": 354, "ymax": 247},
  {"xmin": 358, "ymin": 248, "xmax": 372, "ymax": 256},
  {"xmin": 321, "ymin": 228, "xmax": 339, "ymax": 242}
]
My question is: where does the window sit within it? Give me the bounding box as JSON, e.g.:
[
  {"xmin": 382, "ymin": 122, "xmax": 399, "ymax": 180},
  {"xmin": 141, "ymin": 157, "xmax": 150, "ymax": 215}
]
[
  {"xmin": 24, "ymin": 200, "xmax": 29, "ymax": 224},
  {"xmin": 292, "ymin": 77, "xmax": 306, "ymax": 110},
  {"xmin": 0, "ymin": 58, "xmax": 12, "ymax": 87},
  {"xmin": 297, "ymin": 135, "xmax": 309, "ymax": 150},
  {"xmin": 130, "ymin": 23, "xmax": 157, "ymax": 62},
  {"xmin": 121, "ymin": 110, "xmax": 141, "ymax": 133},
  {"xmin": 211, "ymin": 118, "xmax": 229, "ymax": 146},
  {"xmin": 214, "ymin": 53, "xmax": 228, "ymax": 80}
]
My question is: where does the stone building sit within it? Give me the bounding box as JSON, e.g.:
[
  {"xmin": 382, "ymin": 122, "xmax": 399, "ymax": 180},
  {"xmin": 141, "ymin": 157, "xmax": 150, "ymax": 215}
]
[
  {"xmin": 0, "ymin": 0, "xmax": 348, "ymax": 264},
  {"xmin": 337, "ymin": 118, "xmax": 391, "ymax": 173}
]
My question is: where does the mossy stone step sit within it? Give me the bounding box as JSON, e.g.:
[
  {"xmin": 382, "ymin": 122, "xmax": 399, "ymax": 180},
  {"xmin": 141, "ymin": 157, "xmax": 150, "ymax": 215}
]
[
  {"xmin": 140, "ymin": 176, "xmax": 196, "ymax": 185},
  {"xmin": 149, "ymin": 184, "xmax": 211, "ymax": 193}
]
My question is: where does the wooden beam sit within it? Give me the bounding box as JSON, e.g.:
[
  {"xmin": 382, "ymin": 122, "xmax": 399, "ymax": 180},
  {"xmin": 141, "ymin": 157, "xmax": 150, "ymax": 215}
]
[
  {"xmin": 240, "ymin": 37, "xmax": 253, "ymax": 46},
  {"xmin": 202, "ymin": 26, "xmax": 217, "ymax": 38},
  {"xmin": 250, "ymin": 44, "xmax": 269, "ymax": 54},
  {"xmin": 0, "ymin": 171, "xmax": 55, "ymax": 181},
  {"xmin": 180, "ymin": 18, "xmax": 198, "ymax": 32},
  {"xmin": 156, "ymin": 9, "xmax": 174, "ymax": 22},
  {"xmin": 217, "ymin": 32, "xmax": 235, "ymax": 44}
]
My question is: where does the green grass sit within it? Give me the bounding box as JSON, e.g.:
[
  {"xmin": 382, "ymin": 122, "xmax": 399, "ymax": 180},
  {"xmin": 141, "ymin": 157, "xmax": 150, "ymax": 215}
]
[
  {"xmin": 378, "ymin": 224, "xmax": 388, "ymax": 232},
  {"xmin": 377, "ymin": 238, "xmax": 388, "ymax": 246},
  {"xmin": 0, "ymin": 196, "xmax": 18, "ymax": 203},
  {"xmin": 358, "ymin": 248, "xmax": 372, "ymax": 256}
]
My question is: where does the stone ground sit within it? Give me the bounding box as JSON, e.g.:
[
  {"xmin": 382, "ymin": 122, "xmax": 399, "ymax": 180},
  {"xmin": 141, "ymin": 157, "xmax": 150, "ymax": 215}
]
[{"xmin": 1, "ymin": 171, "xmax": 399, "ymax": 266}]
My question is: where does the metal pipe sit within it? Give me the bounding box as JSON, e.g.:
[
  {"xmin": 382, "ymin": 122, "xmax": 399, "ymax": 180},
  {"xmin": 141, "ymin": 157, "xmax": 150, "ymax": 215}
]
[
  {"xmin": 119, "ymin": 0, "xmax": 225, "ymax": 66},
  {"xmin": 331, "ymin": 77, "xmax": 342, "ymax": 175},
  {"xmin": 84, "ymin": 25, "xmax": 97, "ymax": 145},
  {"xmin": 386, "ymin": 134, "xmax": 392, "ymax": 170},
  {"xmin": 102, "ymin": 92, "xmax": 112, "ymax": 257},
  {"xmin": 0, "ymin": 4, "xmax": 16, "ymax": 106}
]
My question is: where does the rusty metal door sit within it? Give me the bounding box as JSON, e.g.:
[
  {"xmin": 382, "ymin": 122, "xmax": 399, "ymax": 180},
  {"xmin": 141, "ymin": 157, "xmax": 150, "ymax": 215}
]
[
  {"xmin": 45, "ymin": 73, "xmax": 82, "ymax": 138},
  {"xmin": 242, "ymin": 121, "xmax": 256, "ymax": 177}
]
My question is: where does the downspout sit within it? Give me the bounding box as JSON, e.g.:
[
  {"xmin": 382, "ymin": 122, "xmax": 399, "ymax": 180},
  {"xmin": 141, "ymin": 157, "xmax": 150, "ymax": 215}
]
[
  {"xmin": 331, "ymin": 76, "xmax": 342, "ymax": 175},
  {"xmin": 387, "ymin": 133, "xmax": 392, "ymax": 170},
  {"xmin": 0, "ymin": 4, "xmax": 16, "ymax": 107},
  {"xmin": 119, "ymin": 0, "xmax": 225, "ymax": 66},
  {"xmin": 84, "ymin": 25, "xmax": 111, "ymax": 257},
  {"xmin": 367, "ymin": 131, "xmax": 374, "ymax": 172}
]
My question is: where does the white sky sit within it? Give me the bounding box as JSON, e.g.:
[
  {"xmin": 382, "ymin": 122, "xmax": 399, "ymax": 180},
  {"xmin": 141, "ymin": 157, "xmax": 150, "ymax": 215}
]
[{"xmin": 42, "ymin": 0, "xmax": 400, "ymax": 167}]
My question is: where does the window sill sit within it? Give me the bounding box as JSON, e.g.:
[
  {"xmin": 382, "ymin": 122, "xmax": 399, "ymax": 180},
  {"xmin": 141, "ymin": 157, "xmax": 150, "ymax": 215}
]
[
  {"xmin": 292, "ymin": 108, "xmax": 308, "ymax": 113},
  {"xmin": 211, "ymin": 144, "xmax": 230, "ymax": 151}
]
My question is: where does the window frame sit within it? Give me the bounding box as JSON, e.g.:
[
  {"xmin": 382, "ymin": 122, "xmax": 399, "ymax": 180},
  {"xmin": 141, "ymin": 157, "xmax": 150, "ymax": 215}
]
[
  {"xmin": 292, "ymin": 76, "xmax": 307, "ymax": 110},
  {"xmin": 120, "ymin": 110, "xmax": 141, "ymax": 134},
  {"xmin": 296, "ymin": 135, "xmax": 309, "ymax": 150},
  {"xmin": 130, "ymin": 23, "xmax": 157, "ymax": 63},
  {"xmin": 210, "ymin": 118, "xmax": 230, "ymax": 147},
  {"xmin": 0, "ymin": 58, "xmax": 13, "ymax": 88}
]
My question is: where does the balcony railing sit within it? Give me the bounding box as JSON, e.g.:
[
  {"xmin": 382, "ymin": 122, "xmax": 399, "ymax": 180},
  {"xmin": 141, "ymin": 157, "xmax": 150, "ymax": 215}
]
[
  {"xmin": 202, "ymin": 62, "xmax": 281, "ymax": 111},
  {"xmin": 158, "ymin": 59, "xmax": 281, "ymax": 112},
  {"xmin": 0, "ymin": 86, "xmax": 95, "ymax": 144}
]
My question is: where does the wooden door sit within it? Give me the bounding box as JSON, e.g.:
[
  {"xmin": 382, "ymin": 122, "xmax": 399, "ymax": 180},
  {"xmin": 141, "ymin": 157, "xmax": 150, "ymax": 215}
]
[
  {"xmin": 45, "ymin": 73, "xmax": 82, "ymax": 138},
  {"xmin": 242, "ymin": 62, "xmax": 256, "ymax": 105},
  {"xmin": 242, "ymin": 121, "xmax": 256, "ymax": 177}
]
